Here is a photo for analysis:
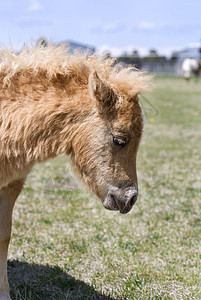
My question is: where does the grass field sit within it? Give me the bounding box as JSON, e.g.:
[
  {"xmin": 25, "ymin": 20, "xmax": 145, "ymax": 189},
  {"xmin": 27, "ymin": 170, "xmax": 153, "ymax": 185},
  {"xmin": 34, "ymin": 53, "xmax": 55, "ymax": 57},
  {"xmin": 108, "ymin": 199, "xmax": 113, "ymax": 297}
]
[{"xmin": 8, "ymin": 77, "xmax": 201, "ymax": 299}]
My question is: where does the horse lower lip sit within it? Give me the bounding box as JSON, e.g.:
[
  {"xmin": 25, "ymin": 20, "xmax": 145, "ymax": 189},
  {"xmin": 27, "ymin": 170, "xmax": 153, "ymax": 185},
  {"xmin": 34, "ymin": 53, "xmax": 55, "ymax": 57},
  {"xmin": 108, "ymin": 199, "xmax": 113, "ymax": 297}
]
[
  {"xmin": 119, "ymin": 206, "xmax": 131, "ymax": 214},
  {"xmin": 103, "ymin": 203, "xmax": 119, "ymax": 211}
]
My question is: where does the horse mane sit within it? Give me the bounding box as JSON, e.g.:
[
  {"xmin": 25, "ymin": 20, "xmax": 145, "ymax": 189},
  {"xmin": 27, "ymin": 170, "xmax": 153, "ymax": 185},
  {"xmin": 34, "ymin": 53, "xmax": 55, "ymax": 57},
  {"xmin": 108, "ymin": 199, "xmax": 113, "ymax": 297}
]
[{"xmin": 0, "ymin": 44, "xmax": 150, "ymax": 97}]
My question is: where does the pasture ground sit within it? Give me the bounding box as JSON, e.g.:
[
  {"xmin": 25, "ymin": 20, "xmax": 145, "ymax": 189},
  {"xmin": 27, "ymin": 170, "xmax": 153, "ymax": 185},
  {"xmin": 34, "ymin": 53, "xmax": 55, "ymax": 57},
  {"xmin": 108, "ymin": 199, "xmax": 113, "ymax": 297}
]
[{"xmin": 9, "ymin": 77, "xmax": 201, "ymax": 299}]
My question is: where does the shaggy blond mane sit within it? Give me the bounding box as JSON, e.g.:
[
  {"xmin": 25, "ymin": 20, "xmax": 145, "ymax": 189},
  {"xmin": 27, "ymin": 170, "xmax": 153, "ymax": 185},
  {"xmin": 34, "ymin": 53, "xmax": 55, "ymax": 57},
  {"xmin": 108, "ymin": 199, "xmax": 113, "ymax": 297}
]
[{"xmin": 0, "ymin": 44, "xmax": 149, "ymax": 97}]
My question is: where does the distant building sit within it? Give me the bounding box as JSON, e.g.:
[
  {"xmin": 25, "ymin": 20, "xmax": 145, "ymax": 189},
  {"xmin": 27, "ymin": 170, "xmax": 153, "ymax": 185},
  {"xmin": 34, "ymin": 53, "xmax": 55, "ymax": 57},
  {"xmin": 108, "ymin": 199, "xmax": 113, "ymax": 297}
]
[
  {"xmin": 172, "ymin": 43, "xmax": 201, "ymax": 60},
  {"xmin": 57, "ymin": 40, "xmax": 96, "ymax": 55}
]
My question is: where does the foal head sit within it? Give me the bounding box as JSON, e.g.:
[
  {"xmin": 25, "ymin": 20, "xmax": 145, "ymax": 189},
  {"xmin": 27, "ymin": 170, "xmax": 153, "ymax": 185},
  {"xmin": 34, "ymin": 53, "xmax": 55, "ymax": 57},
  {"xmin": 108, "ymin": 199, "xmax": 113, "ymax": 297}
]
[{"xmin": 71, "ymin": 71, "xmax": 144, "ymax": 214}]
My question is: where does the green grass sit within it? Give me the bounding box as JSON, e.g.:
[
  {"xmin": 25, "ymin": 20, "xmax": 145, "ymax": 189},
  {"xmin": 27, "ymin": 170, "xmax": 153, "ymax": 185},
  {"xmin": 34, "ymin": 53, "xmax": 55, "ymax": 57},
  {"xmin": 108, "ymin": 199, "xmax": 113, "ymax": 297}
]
[{"xmin": 9, "ymin": 77, "xmax": 201, "ymax": 299}]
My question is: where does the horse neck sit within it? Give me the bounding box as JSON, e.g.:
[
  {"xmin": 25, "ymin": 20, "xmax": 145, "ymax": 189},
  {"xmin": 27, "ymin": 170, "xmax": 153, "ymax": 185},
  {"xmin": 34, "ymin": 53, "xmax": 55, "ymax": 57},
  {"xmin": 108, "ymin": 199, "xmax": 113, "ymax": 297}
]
[
  {"xmin": 25, "ymin": 95, "xmax": 92, "ymax": 163},
  {"xmin": 1, "ymin": 80, "xmax": 92, "ymax": 164}
]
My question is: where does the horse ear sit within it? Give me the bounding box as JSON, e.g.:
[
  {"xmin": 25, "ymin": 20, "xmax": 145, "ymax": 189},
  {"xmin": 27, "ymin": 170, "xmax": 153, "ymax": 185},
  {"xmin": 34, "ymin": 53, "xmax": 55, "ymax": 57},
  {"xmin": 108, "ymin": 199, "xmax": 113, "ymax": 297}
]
[{"xmin": 88, "ymin": 71, "xmax": 116, "ymax": 113}]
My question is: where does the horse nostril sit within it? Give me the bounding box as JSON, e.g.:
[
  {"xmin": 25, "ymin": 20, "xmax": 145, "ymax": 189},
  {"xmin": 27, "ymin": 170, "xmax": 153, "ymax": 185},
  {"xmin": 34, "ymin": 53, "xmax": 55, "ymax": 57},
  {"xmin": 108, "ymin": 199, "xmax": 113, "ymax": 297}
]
[
  {"xmin": 129, "ymin": 195, "xmax": 137, "ymax": 207},
  {"xmin": 128, "ymin": 190, "xmax": 138, "ymax": 207},
  {"xmin": 109, "ymin": 192, "xmax": 123, "ymax": 211},
  {"xmin": 109, "ymin": 193, "xmax": 119, "ymax": 210}
]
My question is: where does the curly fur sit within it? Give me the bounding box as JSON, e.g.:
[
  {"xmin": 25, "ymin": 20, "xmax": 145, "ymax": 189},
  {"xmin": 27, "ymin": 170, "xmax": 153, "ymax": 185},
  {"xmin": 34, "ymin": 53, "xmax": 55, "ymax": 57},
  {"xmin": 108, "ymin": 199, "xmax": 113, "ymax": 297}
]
[{"xmin": 0, "ymin": 44, "xmax": 150, "ymax": 299}]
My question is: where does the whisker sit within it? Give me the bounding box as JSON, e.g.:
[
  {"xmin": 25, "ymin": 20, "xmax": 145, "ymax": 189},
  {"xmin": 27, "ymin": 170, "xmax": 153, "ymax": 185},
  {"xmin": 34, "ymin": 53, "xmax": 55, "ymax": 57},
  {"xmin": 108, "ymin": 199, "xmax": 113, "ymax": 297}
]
[{"xmin": 139, "ymin": 94, "xmax": 159, "ymax": 118}]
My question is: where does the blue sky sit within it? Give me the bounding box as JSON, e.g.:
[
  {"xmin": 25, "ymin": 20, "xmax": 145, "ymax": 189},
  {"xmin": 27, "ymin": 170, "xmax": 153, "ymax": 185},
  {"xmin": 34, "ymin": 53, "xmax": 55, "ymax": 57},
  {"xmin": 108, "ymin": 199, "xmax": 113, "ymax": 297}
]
[{"xmin": 1, "ymin": 0, "xmax": 201, "ymax": 56}]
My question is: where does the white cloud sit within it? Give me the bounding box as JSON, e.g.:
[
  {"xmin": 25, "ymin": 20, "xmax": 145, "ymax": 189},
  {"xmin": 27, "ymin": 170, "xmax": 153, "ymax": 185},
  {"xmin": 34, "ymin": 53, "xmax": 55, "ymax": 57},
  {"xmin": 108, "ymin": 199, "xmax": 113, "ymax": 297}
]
[
  {"xmin": 91, "ymin": 22, "xmax": 126, "ymax": 34},
  {"xmin": 102, "ymin": 23, "xmax": 125, "ymax": 33},
  {"xmin": 138, "ymin": 22, "xmax": 156, "ymax": 30},
  {"xmin": 28, "ymin": 0, "xmax": 42, "ymax": 11}
]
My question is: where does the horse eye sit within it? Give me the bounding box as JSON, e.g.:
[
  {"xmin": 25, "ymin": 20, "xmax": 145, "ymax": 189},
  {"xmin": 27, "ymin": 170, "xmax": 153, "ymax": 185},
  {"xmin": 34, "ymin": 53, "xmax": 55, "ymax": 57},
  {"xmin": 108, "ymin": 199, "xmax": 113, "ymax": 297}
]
[{"xmin": 112, "ymin": 135, "xmax": 127, "ymax": 147}]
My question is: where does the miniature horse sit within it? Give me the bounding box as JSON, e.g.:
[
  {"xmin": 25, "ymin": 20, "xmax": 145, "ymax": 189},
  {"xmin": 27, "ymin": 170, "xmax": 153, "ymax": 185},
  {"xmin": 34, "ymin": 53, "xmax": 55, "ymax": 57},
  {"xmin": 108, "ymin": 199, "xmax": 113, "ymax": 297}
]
[
  {"xmin": 0, "ymin": 45, "xmax": 149, "ymax": 299},
  {"xmin": 182, "ymin": 58, "xmax": 201, "ymax": 81}
]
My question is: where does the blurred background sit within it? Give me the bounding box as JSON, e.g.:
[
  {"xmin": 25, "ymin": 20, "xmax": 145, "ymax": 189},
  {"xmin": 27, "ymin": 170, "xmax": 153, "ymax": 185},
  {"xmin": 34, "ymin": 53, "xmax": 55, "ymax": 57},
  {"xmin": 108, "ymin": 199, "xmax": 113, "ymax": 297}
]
[{"xmin": 1, "ymin": 0, "xmax": 201, "ymax": 76}]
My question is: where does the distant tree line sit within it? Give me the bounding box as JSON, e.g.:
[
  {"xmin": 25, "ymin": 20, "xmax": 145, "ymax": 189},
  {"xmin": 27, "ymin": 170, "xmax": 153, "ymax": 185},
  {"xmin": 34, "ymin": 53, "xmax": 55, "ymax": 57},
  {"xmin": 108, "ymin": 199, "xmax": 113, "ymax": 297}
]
[{"xmin": 116, "ymin": 49, "xmax": 177, "ymax": 69}]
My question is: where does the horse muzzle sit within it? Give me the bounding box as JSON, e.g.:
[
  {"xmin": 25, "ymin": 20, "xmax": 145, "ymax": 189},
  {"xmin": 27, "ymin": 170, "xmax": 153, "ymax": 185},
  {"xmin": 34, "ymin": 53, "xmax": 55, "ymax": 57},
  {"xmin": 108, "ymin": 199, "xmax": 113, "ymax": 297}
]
[{"xmin": 103, "ymin": 185, "xmax": 138, "ymax": 214}]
